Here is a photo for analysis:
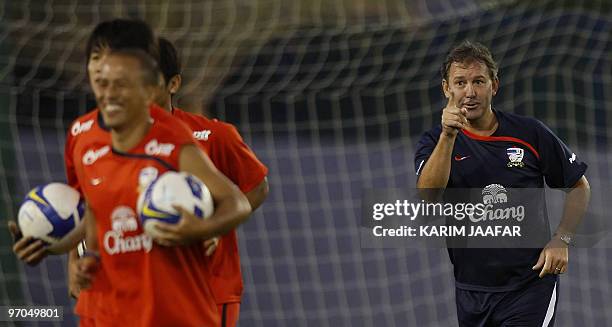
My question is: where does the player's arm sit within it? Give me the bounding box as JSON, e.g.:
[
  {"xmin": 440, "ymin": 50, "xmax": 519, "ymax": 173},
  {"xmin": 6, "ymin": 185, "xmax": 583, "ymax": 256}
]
[
  {"xmin": 8, "ymin": 206, "xmax": 87, "ymax": 265},
  {"xmin": 153, "ymin": 144, "xmax": 251, "ymax": 246},
  {"xmin": 45, "ymin": 207, "xmax": 89, "ymax": 254},
  {"xmin": 554, "ymin": 176, "xmax": 591, "ymax": 237},
  {"xmin": 213, "ymin": 123, "xmax": 269, "ymax": 211},
  {"xmin": 67, "ymin": 206, "xmax": 97, "ymax": 298},
  {"xmin": 533, "ymin": 176, "xmax": 590, "ymax": 277},
  {"xmin": 67, "ymin": 248, "xmax": 80, "ymax": 298},
  {"xmin": 417, "ymin": 104, "xmax": 467, "ymax": 189},
  {"xmin": 61, "ymin": 126, "xmax": 87, "ymax": 296},
  {"xmin": 8, "ymin": 121, "xmax": 82, "ymax": 265},
  {"xmin": 202, "ymin": 126, "xmax": 268, "ymax": 254},
  {"xmin": 74, "ymin": 203, "xmax": 99, "ymax": 290},
  {"xmin": 246, "ymin": 177, "xmax": 269, "ymax": 211}
]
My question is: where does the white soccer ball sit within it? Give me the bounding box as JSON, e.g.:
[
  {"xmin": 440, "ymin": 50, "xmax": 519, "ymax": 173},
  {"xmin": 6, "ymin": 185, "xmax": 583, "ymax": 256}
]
[
  {"xmin": 17, "ymin": 183, "xmax": 84, "ymax": 244},
  {"xmin": 137, "ymin": 171, "xmax": 214, "ymax": 238}
]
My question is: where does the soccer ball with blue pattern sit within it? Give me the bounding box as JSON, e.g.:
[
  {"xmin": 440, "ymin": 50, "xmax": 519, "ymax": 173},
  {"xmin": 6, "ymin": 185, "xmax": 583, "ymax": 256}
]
[
  {"xmin": 18, "ymin": 183, "xmax": 85, "ymax": 244},
  {"xmin": 137, "ymin": 171, "xmax": 214, "ymax": 238}
]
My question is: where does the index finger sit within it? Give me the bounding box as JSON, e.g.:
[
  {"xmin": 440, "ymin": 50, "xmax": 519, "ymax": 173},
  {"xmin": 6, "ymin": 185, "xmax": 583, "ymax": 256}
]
[
  {"xmin": 151, "ymin": 230, "xmax": 180, "ymax": 246},
  {"xmin": 450, "ymin": 101, "xmax": 467, "ymax": 116},
  {"xmin": 171, "ymin": 204, "xmax": 191, "ymax": 216},
  {"xmin": 153, "ymin": 221, "xmax": 179, "ymax": 233},
  {"xmin": 13, "ymin": 236, "xmax": 36, "ymax": 252},
  {"xmin": 444, "ymin": 102, "xmax": 463, "ymax": 114},
  {"xmin": 150, "ymin": 224, "xmax": 182, "ymax": 245},
  {"xmin": 539, "ymin": 255, "xmax": 552, "ymax": 278}
]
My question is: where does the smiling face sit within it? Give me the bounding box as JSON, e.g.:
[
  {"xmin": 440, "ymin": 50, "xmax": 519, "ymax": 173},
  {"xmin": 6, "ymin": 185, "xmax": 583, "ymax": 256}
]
[
  {"xmin": 442, "ymin": 60, "xmax": 499, "ymax": 122},
  {"xmin": 94, "ymin": 54, "xmax": 154, "ymax": 130}
]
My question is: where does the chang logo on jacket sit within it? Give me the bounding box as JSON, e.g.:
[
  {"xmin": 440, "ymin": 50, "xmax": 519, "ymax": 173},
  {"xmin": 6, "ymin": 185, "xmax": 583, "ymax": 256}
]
[
  {"xmin": 482, "ymin": 184, "xmax": 507, "ymax": 204},
  {"xmin": 471, "ymin": 184, "xmax": 525, "ymax": 222}
]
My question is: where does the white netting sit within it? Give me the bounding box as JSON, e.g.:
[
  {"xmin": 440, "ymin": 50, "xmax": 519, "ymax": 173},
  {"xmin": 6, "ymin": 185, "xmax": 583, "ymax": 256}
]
[{"xmin": 1, "ymin": 0, "xmax": 611, "ymax": 326}]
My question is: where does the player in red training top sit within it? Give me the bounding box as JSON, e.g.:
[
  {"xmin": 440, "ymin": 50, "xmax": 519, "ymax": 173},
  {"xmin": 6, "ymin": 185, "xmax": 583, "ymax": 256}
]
[
  {"xmin": 8, "ymin": 18, "xmax": 182, "ymax": 326},
  {"xmin": 11, "ymin": 19, "xmax": 267, "ymax": 326},
  {"xmin": 74, "ymin": 49, "xmax": 250, "ymax": 325},
  {"xmin": 155, "ymin": 37, "xmax": 269, "ymax": 326},
  {"xmin": 9, "ymin": 18, "xmax": 161, "ymax": 267},
  {"xmin": 69, "ymin": 32, "xmax": 268, "ymax": 326}
]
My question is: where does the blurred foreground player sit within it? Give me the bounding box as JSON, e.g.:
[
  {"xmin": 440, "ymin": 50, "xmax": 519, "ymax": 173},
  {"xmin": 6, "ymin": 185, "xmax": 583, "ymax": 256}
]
[
  {"xmin": 415, "ymin": 41, "xmax": 590, "ymax": 326},
  {"xmin": 9, "ymin": 18, "xmax": 161, "ymax": 267},
  {"xmin": 155, "ymin": 37, "xmax": 269, "ymax": 326},
  {"xmin": 10, "ymin": 19, "xmax": 266, "ymax": 326},
  {"xmin": 74, "ymin": 49, "xmax": 250, "ymax": 325}
]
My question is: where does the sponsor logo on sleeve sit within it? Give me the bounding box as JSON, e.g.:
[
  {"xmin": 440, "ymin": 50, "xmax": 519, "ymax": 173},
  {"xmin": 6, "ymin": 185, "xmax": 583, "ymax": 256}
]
[
  {"xmin": 145, "ymin": 139, "xmax": 175, "ymax": 156},
  {"xmin": 193, "ymin": 130, "xmax": 212, "ymax": 141},
  {"xmin": 71, "ymin": 119, "xmax": 94, "ymax": 136}
]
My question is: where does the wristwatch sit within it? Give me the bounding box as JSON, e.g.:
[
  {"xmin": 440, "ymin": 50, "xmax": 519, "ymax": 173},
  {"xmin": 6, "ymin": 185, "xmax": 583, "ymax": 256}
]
[{"xmin": 555, "ymin": 233, "xmax": 572, "ymax": 246}]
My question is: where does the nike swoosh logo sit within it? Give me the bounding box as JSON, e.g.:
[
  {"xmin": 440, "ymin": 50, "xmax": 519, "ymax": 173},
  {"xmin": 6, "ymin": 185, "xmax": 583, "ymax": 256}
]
[
  {"xmin": 28, "ymin": 189, "xmax": 49, "ymax": 206},
  {"xmin": 90, "ymin": 178, "xmax": 103, "ymax": 186},
  {"xmin": 454, "ymin": 155, "xmax": 470, "ymax": 161},
  {"xmin": 142, "ymin": 203, "xmax": 170, "ymax": 219}
]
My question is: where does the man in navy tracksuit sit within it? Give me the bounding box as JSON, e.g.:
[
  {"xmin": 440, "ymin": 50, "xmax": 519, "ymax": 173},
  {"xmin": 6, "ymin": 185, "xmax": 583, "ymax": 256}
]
[{"xmin": 415, "ymin": 41, "xmax": 590, "ymax": 326}]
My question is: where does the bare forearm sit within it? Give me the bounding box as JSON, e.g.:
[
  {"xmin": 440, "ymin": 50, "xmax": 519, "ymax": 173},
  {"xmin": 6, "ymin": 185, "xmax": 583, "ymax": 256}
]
[
  {"xmin": 554, "ymin": 176, "xmax": 590, "ymax": 236},
  {"xmin": 197, "ymin": 194, "xmax": 251, "ymax": 239},
  {"xmin": 84, "ymin": 207, "xmax": 99, "ymax": 251},
  {"xmin": 417, "ymin": 133, "xmax": 456, "ymax": 189},
  {"xmin": 245, "ymin": 177, "xmax": 269, "ymax": 211},
  {"xmin": 68, "ymin": 248, "xmax": 78, "ymax": 262},
  {"xmin": 47, "ymin": 221, "xmax": 85, "ymax": 254}
]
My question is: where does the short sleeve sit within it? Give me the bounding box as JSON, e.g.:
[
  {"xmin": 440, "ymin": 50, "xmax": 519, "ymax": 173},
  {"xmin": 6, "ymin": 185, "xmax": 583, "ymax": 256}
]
[
  {"xmin": 414, "ymin": 127, "xmax": 440, "ymax": 178},
  {"xmin": 210, "ymin": 124, "xmax": 268, "ymax": 193},
  {"xmin": 535, "ymin": 121, "xmax": 587, "ymax": 188},
  {"xmin": 171, "ymin": 120, "xmax": 200, "ymax": 166}
]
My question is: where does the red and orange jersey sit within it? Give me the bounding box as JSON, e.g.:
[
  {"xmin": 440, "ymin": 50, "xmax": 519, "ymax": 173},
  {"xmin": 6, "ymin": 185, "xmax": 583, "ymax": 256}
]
[
  {"xmin": 172, "ymin": 108, "xmax": 268, "ymax": 304},
  {"xmin": 64, "ymin": 109, "xmax": 110, "ymax": 194},
  {"xmin": 65, "ymin": 106, "xmax": 268, "ymax": 312},
  {"xmin": 70, "ymin": 106, "xmax": 219, "ymax": 326}
]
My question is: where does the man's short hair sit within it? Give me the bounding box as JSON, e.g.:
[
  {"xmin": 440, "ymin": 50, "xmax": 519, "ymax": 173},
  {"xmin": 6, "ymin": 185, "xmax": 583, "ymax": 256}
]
[
  {"xmin": 158, "ymin": 37, "xmax": 181, "ymax": 84},
  {"xmin": 441, "ymin": 41, "xmax": 498, "ymax": 81},
  {"xmin": 86, "ymin": 18, "xmax": 159, "ymax": 63},
  {"xmin": 107, "ymin": 49, "xmax": 161, "ymax": 87}
]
